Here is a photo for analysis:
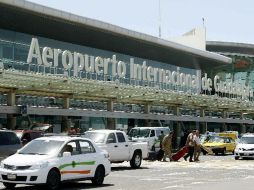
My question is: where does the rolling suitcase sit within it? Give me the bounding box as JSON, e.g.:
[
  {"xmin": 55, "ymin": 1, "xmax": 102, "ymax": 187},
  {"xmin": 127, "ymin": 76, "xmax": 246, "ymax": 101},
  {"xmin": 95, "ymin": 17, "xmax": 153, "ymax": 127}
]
[
  {"xmin": 148, "ymin": 151, "xmax": 157, "ymax": 161},
  {"xmin": 172, "ymin": 146, "xmax": 189, "ymax": 161},
  {"xmin": 157, "ymin": 149, "xmax": 164, "ymax": 161}
]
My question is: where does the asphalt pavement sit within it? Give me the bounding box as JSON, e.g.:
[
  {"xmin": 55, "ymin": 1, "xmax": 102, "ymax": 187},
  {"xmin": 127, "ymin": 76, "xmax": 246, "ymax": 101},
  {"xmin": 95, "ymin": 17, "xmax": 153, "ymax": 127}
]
[{"xmin": 1, "ymin": 155, "xmax": 254, "ymax": 190}]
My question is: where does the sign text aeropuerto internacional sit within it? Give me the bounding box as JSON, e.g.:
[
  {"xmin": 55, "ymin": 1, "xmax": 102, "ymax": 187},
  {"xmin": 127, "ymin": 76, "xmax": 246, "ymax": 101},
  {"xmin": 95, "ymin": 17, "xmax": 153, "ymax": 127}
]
[{"xmin": 27, "ymin": 38, "xmax": 253, "ymax": 99}]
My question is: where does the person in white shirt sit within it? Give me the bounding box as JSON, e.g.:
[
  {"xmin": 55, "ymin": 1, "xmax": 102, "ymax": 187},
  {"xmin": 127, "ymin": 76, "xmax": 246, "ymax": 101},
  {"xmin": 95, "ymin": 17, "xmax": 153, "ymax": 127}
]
[
  {"xmin": 194, "ymin": 130, "xmax": 201, "ymax": 162},
  {"xmin": 184, "ymin": 130, "xmax": 196, "ymax": 162}
]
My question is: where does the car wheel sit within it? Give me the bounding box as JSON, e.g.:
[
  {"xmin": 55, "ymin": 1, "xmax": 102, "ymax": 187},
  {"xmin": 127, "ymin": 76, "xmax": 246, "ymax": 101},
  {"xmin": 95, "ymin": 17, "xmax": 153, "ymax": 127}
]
[
  {"xmin": 46, "ymin": 169, "xmax": 61, "ymax": 190},
  {"xmin": 3, "ymin": 182, "xmax": 16, "ymax": 189},
  {"xmin": 130, "ymin": 151, "xmax": 142, "ymax": 169},
  {"xmin": 92, "ymin": 165, "xmax": 105, "ymax": 186},
  {"xmin": 222, "ymin": 148, "xmax": 226, "ymax": 155},
  {"xmin": 235, "ymin": 156, "xmax": 240, "ymax": 160}
]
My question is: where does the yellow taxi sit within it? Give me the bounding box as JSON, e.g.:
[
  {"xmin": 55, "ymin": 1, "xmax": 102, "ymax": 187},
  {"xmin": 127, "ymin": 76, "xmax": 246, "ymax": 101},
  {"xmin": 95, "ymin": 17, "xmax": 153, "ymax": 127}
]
[
  {"xmin": 217, "ymin": 131, "xmax": 238, "ymax": 140},
  {"xmin": 202, "ymin": 136, "xmax": 236, "ymax": 155}
]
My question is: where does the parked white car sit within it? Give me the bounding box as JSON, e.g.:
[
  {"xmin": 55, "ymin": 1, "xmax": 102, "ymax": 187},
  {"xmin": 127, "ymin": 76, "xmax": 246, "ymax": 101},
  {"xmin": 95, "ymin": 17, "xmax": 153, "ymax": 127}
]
[
  {"xmin": 235, "ymin": 133, "xmax": 254, "ymax": 160},
  {"xmin": 0, "ymin": 136, "xmax": 111, "ymax": 190},
  {"xmin": 128, "ymin": 127, "xmax": 170, "ymax": 151},
  {"xmin": 84, "ymin": 130, "xmax": 148, "ymax": 168}
]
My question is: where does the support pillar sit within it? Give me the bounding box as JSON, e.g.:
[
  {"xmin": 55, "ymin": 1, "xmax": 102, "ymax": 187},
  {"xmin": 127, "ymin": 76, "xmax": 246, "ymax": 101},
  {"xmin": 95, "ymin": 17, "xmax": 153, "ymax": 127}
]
[
  {"xmin": 107, "ymin": 99, "xmax": 115, "ymax": 129},
  {"xmin": 62, "ymin": 97, "xmax": 70, "ymax": 132},
  {"xmin": 222, "ymin": 110, "xmax": 228, "ymax": 131},
  {"xmin": 144, "ymin": 103, "xmax": 151, "ymax": 127},
  {"xmin": 173, "ymin": 106, "xmax": 181, "ymax": 149},
  {"xmin": 7, "ymin": 92, "xmax": 16, "ymax": 130},
  {"xmin": 240, "ymin": 124, "xmax": 246, "ymax": 135},
  {"xmin": 199, "ymin": 108, "xmax": 207, "ymax": 134},
  {"xmin": 240, "ymin": 112, "xmax": 246, "ymax": 134}
]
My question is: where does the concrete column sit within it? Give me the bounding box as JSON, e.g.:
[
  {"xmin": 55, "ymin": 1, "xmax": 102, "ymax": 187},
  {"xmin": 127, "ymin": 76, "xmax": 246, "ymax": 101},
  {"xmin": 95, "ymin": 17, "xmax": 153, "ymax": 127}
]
[
  {"xmin": 62, "ymin": 97, "xmax": 70, "ymax": 132},
  {"xmin": 240, "ymin": 112, "xmax": 246, "ymax": 135},
  {"xmin": 107, "ymin": 99, "xmax": 115, "ymax": 130},
  {"xmin": 63, "ymin": 97, "xmax": 70, "ymax": 109},
  {"xmin": 199, "ymin": 108, "xmax": 207, "ymax": 134},
  {"xmin": 144, "ymin": 103, "xmax": 151, "ymax": 127},
  {"xmin": 107, "ymin": 100, "xmax": 114, "ymax": 112},
  {"xmin": 222, "ymin": 110, "xmax": 228, "ymax": 131},
  {"xmin": 173, "ymin": 106, "xmax": 181, "ymax": 149},
  {"xmin": 240, "ymin": 124, "xmax": 246, "ymax": 135},
  {"xmin": 144, "ymin": 103, "xmax": 151, "ymax": 114},
  {"xmin": 7, "ymin": 92, "xmax": 16, "ymax": 129}
]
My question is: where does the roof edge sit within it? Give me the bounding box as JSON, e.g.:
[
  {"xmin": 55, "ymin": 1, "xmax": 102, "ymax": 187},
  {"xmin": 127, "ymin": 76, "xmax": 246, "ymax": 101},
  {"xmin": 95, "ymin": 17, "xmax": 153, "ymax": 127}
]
[{"xmin": 1, "ymin": 0, "xmax": 231, "ymax": 64}]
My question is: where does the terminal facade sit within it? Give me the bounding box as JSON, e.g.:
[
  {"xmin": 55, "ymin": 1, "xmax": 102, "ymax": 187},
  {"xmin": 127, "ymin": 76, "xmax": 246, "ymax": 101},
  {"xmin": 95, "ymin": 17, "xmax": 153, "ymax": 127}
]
[{"xmin": 0, "ymin": 0, "xmax": 254, "ymax": 144}]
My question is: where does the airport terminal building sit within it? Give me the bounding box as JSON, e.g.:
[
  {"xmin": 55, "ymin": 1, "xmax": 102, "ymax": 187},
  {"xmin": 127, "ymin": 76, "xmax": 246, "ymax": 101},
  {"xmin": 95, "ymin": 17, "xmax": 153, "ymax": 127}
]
[{"xmin": 0, "ymin": 0, "xmax": 254, "ymax": 137}]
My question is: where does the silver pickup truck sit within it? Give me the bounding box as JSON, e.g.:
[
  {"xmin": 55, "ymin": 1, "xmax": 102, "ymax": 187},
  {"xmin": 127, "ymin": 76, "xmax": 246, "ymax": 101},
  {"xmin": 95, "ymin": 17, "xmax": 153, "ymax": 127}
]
[{"xmin": 83, "ymin": 130, "xmax": 148, "ymax": 168}]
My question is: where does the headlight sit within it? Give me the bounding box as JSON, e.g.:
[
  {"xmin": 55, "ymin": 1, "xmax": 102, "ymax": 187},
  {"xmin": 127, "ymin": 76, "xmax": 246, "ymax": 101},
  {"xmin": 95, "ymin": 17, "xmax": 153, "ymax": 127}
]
[
  {"xmin": 30, "ymin": 162, "xmax": 48, "ymax": 170},
  {"xmin": 235, "ymin": 147, "xmax": 241, "ymax": 151}
]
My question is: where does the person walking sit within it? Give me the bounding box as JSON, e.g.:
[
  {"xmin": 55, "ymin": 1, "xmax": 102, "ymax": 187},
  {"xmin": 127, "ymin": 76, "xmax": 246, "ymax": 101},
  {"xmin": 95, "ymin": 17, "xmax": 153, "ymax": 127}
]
[
  {"xmin": 194, "ymin": 130, "xmax": 201, "ymax": 162},
  {"xmin": 161, "ymin": 131, "xmax": 173, "ymax": 162},
  {"xmin": 184, "ymin": 130, "xmax": 196, "ymax": 162}
]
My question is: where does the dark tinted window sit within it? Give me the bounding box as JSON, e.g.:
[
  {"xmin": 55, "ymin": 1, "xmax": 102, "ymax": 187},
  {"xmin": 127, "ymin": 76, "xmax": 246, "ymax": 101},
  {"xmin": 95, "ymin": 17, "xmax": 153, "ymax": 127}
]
[
  {"xmin": 107, "ymin": 133, "xmax": 116, "ymax": 143},
  {"xmin": 116, "ymin": 132, "xmax": 126, "ymax": 143},
  {"xmin": 150, "ymin": 130, "xmax": 155, "ymax": 137},
  {"xmin": 0, "ymin": 132, "xmax": 20, "ymax": 145}
]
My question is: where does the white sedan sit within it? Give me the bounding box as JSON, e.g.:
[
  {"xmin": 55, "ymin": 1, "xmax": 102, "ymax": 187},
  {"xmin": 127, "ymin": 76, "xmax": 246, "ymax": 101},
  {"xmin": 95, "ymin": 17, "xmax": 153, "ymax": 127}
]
[{"xmin": 0, "ymin": 136, "xmax": 111, "ymax": 190}]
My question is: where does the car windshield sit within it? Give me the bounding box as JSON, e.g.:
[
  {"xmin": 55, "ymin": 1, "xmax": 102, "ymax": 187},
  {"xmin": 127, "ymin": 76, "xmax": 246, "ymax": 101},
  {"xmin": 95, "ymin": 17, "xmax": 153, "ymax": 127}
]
[
  {"xmin": 200, "ymin": 135, "xmax": 208, "ymax": 144},
  {"xmin": 84, "ymin": 132, "xmax": 106, "ymax": 143},
  {"xmin": 18, "ymin": 139, "xmax": 64, "ymax": 155},
  {"xmin": 128, "ymin": 128, "xmax": 150, "ymax": 138},
  {"xmin": 207, "ymin": 136, "xmax": 225, "ymax": 143},
  {"xmin": 240, "ymin": 137, "xmax": 254, "ymax": 144}
]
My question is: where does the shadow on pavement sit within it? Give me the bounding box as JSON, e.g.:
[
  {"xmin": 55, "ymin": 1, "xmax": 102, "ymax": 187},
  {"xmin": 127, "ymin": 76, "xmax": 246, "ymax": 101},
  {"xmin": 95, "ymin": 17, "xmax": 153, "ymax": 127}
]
[
  {"xmin": 0, "ymin": 182, "xmax": 114, "ymax": 190},
  {"xmin": 111, "ymin": 166, "xmax": 149, "ymax": 172}
]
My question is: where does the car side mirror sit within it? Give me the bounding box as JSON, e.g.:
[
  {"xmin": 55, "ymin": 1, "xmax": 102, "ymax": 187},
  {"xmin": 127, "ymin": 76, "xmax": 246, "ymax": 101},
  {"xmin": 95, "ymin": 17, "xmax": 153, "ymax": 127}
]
[
  {"xmin": 106, "ymin": 138, "xmax": 115, "ymax": 144},
  {"xmin": 63, "ymin": 152, "xmax": 71, "ymax": 157}
]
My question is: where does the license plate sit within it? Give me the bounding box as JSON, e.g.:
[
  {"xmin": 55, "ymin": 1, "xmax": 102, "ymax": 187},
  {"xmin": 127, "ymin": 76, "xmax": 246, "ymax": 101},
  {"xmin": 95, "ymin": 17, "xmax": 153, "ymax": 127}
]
[{"xmin": 7, "ymin": 173, "xmax": 16, "ymax": 180}]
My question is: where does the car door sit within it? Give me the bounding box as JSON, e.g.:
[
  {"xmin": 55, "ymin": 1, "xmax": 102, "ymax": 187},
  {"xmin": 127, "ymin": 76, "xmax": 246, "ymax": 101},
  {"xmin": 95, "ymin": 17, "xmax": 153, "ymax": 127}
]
[
  {"xmin": 58, "ymin": 140, "xmax": 83, "ymax": 180},
  {"xmin": 105, "ymin": 132, "xmax": 118, "ymax": 161},
  {"xmin": 223, "ymin": 138, "xmax": 231, "ymax": 152},
  {"xmin": 115, "ymin": 132, "xmax": 129, "ymax": 160},
  {"xmin": 226, "ymin": 138, "xmax": 235, "ymax": 152},
  {"xmin": 76, "ymin": 139, "xmax": 97, "ymax": 178}
]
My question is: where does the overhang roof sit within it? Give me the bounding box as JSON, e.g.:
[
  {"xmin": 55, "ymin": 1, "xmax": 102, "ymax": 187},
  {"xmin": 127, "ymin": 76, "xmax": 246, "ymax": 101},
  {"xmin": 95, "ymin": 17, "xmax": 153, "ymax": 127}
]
[
  {"xmin": 1, "ymin": 69, "xmax": 254, "ymax": 114},
  {"xmin": 0, "ymin": 0, "xmax": 231, "ymax": 71},
  {"xmin": 207, "ymin": 41, "xmax": 254, "ymax": 56}
]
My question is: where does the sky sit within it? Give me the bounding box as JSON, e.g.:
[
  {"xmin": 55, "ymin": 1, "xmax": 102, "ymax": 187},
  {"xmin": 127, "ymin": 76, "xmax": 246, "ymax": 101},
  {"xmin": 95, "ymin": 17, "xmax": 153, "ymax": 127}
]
[{"xmin": 27, "ymin": 0, "xmax": 254, "ymax": 44}]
